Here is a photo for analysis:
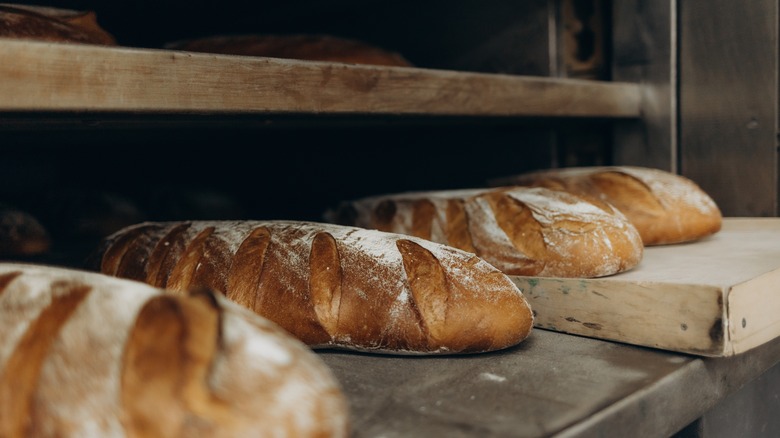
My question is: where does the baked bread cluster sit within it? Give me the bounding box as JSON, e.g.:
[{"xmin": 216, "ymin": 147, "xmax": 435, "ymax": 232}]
[
  {"xmin": 328, "ymin": 186, "xmax": 644, "ymax": 278},
  {"xmin": 1, "ymin": 2, "xmax": 724, "ymax": 432},
  {"xmin": 94, "ymin": 220, "xmax": 534, "ymax": 355}
]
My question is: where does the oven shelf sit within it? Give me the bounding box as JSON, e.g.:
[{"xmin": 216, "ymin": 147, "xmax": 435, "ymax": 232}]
[{"xmin": 0, "ymin": 39, "xmax": 640, "ymax": 125}]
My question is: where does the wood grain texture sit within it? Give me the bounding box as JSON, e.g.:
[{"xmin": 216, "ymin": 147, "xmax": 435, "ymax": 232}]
[
  {"xmin": 511, "ymin": 218, "xmax": 780, "ymax": 356},
  {"xmin": 0, "ymin": 39, "xmax": 640, "ymax": 117}
]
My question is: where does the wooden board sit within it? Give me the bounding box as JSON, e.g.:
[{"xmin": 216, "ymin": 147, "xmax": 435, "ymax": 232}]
[
  {"xmin": 0, "ymin": 39, "xmax": 640, "ymax": 118},
  {"xmin": 510, "ymin": 218, "xmax": 780, "ymax": 357}
]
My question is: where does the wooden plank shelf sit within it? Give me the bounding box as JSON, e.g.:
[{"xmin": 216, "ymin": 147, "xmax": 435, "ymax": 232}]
[
  {"xmin": 511, "ymin": 218, "xmax": 780, "ymax": 357},
  {"xmin": 0, "ymin": 39, "xmax": 641, "ymax": 120}
]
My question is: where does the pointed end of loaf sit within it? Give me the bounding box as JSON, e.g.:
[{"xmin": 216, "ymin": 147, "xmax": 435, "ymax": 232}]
[{"xmin": 397, "ymin": 239, "xmax": 533, "ymax": 354}]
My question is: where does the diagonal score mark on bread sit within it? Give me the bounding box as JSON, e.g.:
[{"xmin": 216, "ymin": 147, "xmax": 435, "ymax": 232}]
[
  {"xmin": 483, "ymin": 191, "xmax": 548, "ymax": 266},
  {"xmin": 227, "ymin": 226, "xmax": 271, "ymax": 312},
  {"xmin": 330, "ymin": 186, "xmax": 643, "ymax": 278},
  {"xmin": 97, "ymin": 221, "xmax": 533, "ymax": 354},
  {"xmin": 146, "ymin": 222, "xmax": 193, "ymax": 288},
  {"xmin": 116, "ymin": 225, "xmax": 171, "ymax": 283},
  {"xmin": 445, "ymin": 199, "xmax": 476, "ymax": 253},
  {"xmin": 187, "ymin": 231, "xmax": 233, "ymax": 297},
  {"xmin": 396, "ymin": 239, "xmax": 447, "ymax": 348},
  {"xmin": 166, "ymin": 227, "xmax": 217, "ymax": 293},
  {"xmin": 100, "ymin": 223, "xmax": 163, "ymax": 277},
  {"xmin": 0, "ymin": 264, "xmax": 349, "ymax": 436},
  {"xmin": 309, "ymin": 232, "xmax": 343, "ymax": 340},
  {"xmin": 0, "ymin": 280, "xmax": 90, "ymax": 438},
  {"xmin": 590, "ymin": 171, "xmax": 666, "ymax": 217},
  {"xmin": 120, "ymin": 290, "xmax": 231, "ymax": 436}
]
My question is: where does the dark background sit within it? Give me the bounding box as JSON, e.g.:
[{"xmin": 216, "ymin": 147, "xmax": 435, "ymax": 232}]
[{"xmin": 0, "ymin": 0, "xmax": 613, "ymax": 262}]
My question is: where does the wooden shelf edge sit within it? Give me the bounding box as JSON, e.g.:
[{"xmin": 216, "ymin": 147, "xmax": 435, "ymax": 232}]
[
  {"xmin": 0, "ymin": 39, "xmax": 641, "ymax": 118},
  {"xmin": 511, "ymin": 219, "xmax": 780, "ymax": 357}
]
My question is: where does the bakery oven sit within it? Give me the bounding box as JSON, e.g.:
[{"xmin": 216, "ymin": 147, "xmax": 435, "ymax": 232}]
[{"xmin": 1, "ymin": 0, "xmax": 779, "ymax": 437}]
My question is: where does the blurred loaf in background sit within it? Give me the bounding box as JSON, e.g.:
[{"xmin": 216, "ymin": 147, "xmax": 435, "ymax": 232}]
[{"xmin": 490, "ymin": 166, "xmax": 723, "ymax": 246}]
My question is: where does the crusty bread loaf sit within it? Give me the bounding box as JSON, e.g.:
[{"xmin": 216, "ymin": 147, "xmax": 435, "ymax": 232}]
[
  {"xmin": 328, "ymin": 187, "xmax": 644, "ymax": 278},
  {"xmin": 165, "ymin": 34, "xmax": 412, "ymax": 67},
  {"xmin": 0, "ymin": 263, "xmax": 348, "ymax": 437},
  {"xmin": 0, "ymin": 4, "xmax": 116, "ymax": 45},
  {"xmin": 0, "ymin": 203, "xmax": 50, "ymax": 257},
  {"xmin": 94, "ymin": 220, "xmax": 533, "ymax": 355},
  {"xmin": 490, "ymin": 166, "xmax": 723, "ymax": 245}
]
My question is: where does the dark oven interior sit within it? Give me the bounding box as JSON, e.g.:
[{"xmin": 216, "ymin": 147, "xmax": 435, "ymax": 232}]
[{"xmin": 1, "ymin": 0, "xmax": 616, "ymax": 266}]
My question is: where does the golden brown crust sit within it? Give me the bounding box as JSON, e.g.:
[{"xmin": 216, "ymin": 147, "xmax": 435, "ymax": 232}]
[
  {"xmin": 411, "ymin": 199, "xmax": 436, "ymax": 240},
  {"xmin": 0, "ymin": 263, "xmax": 349, "ymax": 437},
  {"xmin": 330, "ymin": 187, "xmax": 644, "ymax": 278},
  {"xmin": 493, "ymin": 166, "xmax": 723, "ymax": 245},
  {"xmin": 226, "ymin": 226, "xmax": 271, "ymax": 310},
  {"xmin": 96, "ymin": 220, "xmax": 533, "ymax": 354},
  {"xmin": 171, "ymin": 227, "xmax": 215, "ymax": 284},
  {"xmin": 115, "ymin": 225, "xmax": 171, "ymax": 282},
  {"xmin": 0, "ymin": 4, "xmax": 115, "ymax": 45},
  {"xmin": 146, "ymin": 222, "xmax": 192, "ymax": 288},
  {"xmin": 310, "ymin": 232, "xmax": 343, "ymax": 338},
  {"xmin": 241, "ymin": 225, "xmax": 332, "ymax": 346},
  {"xmin": 445, "ymin": 199, "xmax": 476, "ymax": 253},
  {"xmin": 0, "ymin": 281, "xmax": 90, "ymax": 437},
  {"xmin": 99, "ymin": 223, "xmax": 165, "ymax": 277},
  {"xmin": 485, "ymin": 191, "xmax": 547, "ymax": 262},
  {"xmin": 397, "ymin": 239, "xmax": 449, "ymax": 347},
  {"xmin": 121, "ymin": 293, "xmax": 224, "ymax": 437},
  {"xmin": 166, "ymin": 34, "xmax": 412, "ymax": 67}
]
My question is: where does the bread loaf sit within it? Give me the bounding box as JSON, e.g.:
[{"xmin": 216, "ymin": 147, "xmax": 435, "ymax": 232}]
[
  {"xmin": 328, "ymin": 187, "xmax": 643, "ymax": 278},
  {"xmin": 165, "ymin": 34, "xmax": 412, "ymax": 67},
  {"xmin": 0, "ymin": 263, "xmax": 348, "ymax": 437},
  {"xmin": 0, "ymin": 4, "xmax": 116, "ymax": 45},
  {"xmin": 94, "ymin": 220, "xmax": 533, "ymax": 355},
  {"xmin": 0, "ymin": 203, "xmax": 50, "ymax": 257},
  {"xmin": 490, "ymin": 166, "xmax": 722, "ymax": 245}
]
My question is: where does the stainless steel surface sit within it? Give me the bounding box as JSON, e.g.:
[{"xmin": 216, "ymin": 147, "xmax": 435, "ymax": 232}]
[
  {"xmin": 679, "ymin": 0, "xmax": 779, "ymax": 216},
  {"xmin": 318, "ymin": 329, "xmax": 780, "ymax": 438},
  {"xmin": 611, "ymin": 0, "xmax": 677, "ymax": 172}
]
